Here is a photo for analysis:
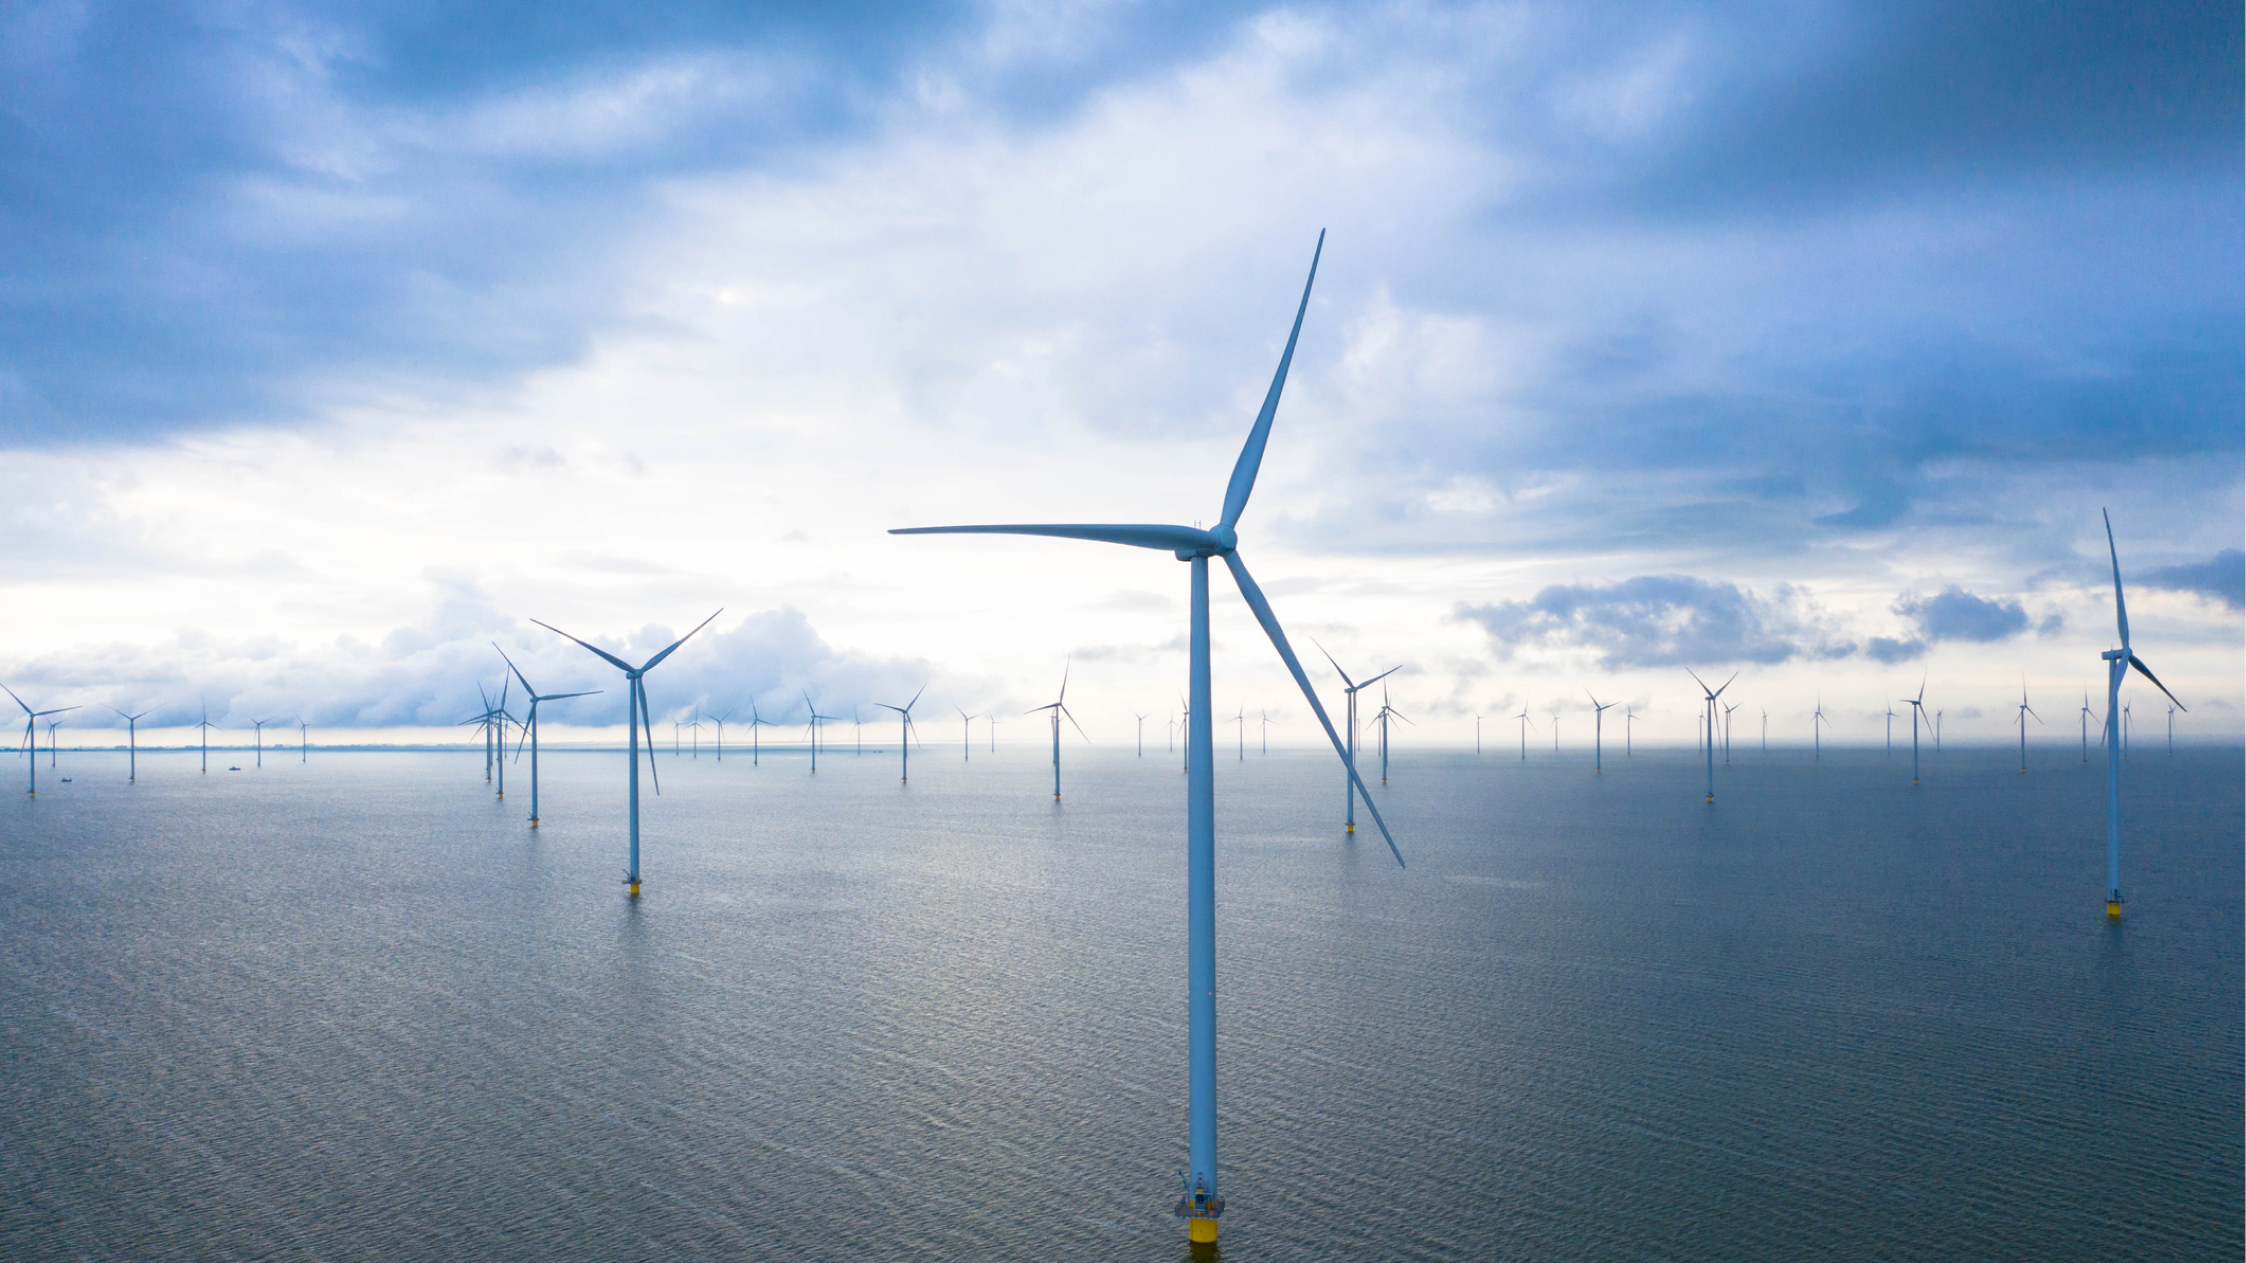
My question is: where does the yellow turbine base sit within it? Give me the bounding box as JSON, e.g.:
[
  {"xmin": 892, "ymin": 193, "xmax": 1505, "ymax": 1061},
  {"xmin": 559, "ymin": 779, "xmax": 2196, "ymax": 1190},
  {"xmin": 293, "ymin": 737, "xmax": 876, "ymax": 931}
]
[
  {"xmin": 1345, "ymin": 822, "xmax": 1354, "ymax": 833},
  {"xmin": 1187, "ymin": 1217, "xmax": 1219, "ymax": 1244},
  {"xmin": 529, "ymin": 819, "xmax": 539, "ymax": 828},
  {"xmin": 627, "ymin": 881, "xmax": 641, "ymax": 898},
  {"xmin": 2107, "ymin": 901, "xmax": 2122, "ymax": 919}
]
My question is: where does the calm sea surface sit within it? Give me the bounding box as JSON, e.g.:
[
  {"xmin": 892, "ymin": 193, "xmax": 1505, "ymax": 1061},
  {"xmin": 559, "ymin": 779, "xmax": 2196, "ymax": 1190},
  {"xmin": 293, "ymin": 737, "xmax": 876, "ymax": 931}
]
[{"xmin": 2, "ymin": 742, "xmax": 2238, "ymax": 1261}]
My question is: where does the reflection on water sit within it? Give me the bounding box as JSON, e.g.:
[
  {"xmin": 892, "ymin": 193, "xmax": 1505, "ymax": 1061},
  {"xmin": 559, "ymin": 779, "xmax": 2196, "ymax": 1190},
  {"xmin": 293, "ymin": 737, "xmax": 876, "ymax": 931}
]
[{"xmin": 1, "ymin": 745, "xmax": 2238, "ymax": 1260}]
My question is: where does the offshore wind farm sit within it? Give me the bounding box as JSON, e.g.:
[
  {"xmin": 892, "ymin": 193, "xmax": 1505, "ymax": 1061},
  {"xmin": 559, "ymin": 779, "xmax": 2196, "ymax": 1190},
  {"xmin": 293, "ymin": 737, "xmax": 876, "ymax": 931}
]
[{"xmin": 2, "ymin": 2, "xmax": 2241, "ymax": 1259}]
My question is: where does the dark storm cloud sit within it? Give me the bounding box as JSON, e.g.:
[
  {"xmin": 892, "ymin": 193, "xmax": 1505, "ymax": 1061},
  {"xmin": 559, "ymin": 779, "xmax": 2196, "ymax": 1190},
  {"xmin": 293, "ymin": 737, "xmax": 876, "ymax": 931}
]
[
  {"xmin": 1894, "ymin": 586, "xmax": 2028, "ymax": 643},
  {"xmin": 1454, "ymin": 574, "xmax": 1854, "ymax": 669},
  {"xmin": 2140, "ymin": 549, "xmax": 2246, "ymax": 610}
]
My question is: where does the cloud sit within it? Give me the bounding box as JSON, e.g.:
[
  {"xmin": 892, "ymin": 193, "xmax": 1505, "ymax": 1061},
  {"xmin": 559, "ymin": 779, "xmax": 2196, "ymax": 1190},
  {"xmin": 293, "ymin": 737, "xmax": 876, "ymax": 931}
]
[
  {"xmin": 2140, "ymin": 548, "xmax": 2246, "ymax": 610},
  {"xmin": 0, "ymin": 576, "xmax": 955, "ymax": 732},
  {"xmin": 1865, "ymin": 636, "xmax": 1927, "ymax": 664},
  {"xmin": 1894, "ymin": 586, "xmax": 2029, "ymax": 642},
  {"xmin": 1454, "ymin": 575, "xmax": 1852, "ymax": 669}
]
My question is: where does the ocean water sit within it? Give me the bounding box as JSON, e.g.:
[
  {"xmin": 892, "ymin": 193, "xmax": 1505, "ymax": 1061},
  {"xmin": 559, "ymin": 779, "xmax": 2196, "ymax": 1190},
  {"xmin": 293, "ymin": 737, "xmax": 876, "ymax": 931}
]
[{"xmin": 1, "ymin": 742, "xmax": 2237, "ymax": 1261}]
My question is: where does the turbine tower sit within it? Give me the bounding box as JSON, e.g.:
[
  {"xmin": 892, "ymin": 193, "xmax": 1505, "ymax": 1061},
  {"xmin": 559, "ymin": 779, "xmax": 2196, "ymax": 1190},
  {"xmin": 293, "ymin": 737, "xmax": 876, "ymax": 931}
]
[
  {"xmin": 1812, "ymin": 699, "xmax": 1828, "ymax": 760},
  {"xmin": 2079, "ymin": 691, "xmax": 2093, "ymax": 764},
  {"xmin": 1721, "ymin": 701, "xmax": 1738, "ymax": 765},
  {"xmin": 1313, "ymin": 645, "xmax": 1397, "ymax": 833},
  {"xmin": 196, "ymin": 703, "xmax": 215, "ymax": 774},
  {"xmin": 109, "ymin": 706, "xmax": 152, "ymax": 783},
  {"xmin": 876, "ymin": 685, "xmax": 926, "ymax": 782},
  {"xmin": 801, "ymin": 691, "xmax": 839, "ymax": 773},
  {"xmin": 3, "ymin": 686, "xmax": 76, "ymax": 795},
  {"xmin": 2016, "ymin": 683, "xmax": 2041, "ymax": 773},
  {"xmin": 1901, "ymin": 680, "xmax": 1928, "ymax": 786},
  {"xmin": 2097, "ymin": 511, "xmax": 2184, "ymax": 918},
  {"xmin": 891, "ymin": 232, "xmax": 1405, "ymax": 1245},
  {"xmin": 534, "ymin": 610, "xmax": 720, "ymax": 896},
  {"xmin": 1026, "ymin": 663, "xmax": 1087, "ymax": 800},
  {"xmin": 1372, "ymin": 685, "xmax": 1411, "ymax": 784},
  {"xmin": 1686, "ymin": 670, "xmax": 1735, "ymax": 803},
  {"xmin": 250, "ymin": 718, "xmax": 273, "ymax": 769},
  {"xmin": 497, "ymin": 645, "xmax": 600, "ymax": 828},
  {"xmin": 1585, "ymin": 690, "xmax": 1616, "ymax": 773},
  {"xmin": 1514, "ymin": 703, "xmax": 1535, "ymax": 760},
  {"xmin": 963, "ymin": 707, "xmax": 985, "ymax": 760}
]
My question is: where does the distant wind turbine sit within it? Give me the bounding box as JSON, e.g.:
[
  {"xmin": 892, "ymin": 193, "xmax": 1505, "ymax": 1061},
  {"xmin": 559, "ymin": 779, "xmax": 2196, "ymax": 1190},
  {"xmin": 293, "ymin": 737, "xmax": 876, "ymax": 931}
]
[
  {"xmin": 801, "ymin": 691, "xmax": 839, "ymax": 773},
  {"xmin": 2016, "ymin": 682, "xmax": 2041, "ymax": 773},
  {"xmin": 1901, "ymin": 679, "xmax": 1928, "ymax": 785},
  {"xmin": 2079, "ymin": 691, "xmax": 2093, "ymax": 764},
  {"xmin": 1624, "ymin": 704, "xmax": 1635, "ymax": 757},
  {"xmin": 1314, "ymin": 645, "xmax": 1397, "ymax": 833},
  {"xmin": 876, "ymin": 685, "xmax": 926, "ymax": 782},
  {"xmin": 962, "ymin": 707, "xmax": 984, "ymax": 760},
  {"xmin": 890, "ymin": 232, "xmax": 1405, "ymax": 1244},
  {"xmin": 196, "ymin": 703, "xmax": 215, "ymax": 774},
  {"xmin": 534, "ymin": 610, "xmax": 721, "ymax": 897},
  {"xmin": 1884, "ymin": 703, "xmax": 1895, "ymax": 756},
  {"xmin": 4, "ymin": 685, "xmax": 76, "ymax": 795},
  {"xmin": 1234, "ymin": 705, "xmax": 1245, "ymax": 761},
  {"xmin": 1372, "ymin": 685, "xmax": 1411, "ymax": 784},
  {"xmin": 1473, "ymin": 710, "xmax": 1482, "ymax": 755},
  {"xmin": 748, "ymin": 702, "xmax": 771, "ymax": 766},
  {"xmin": 497, "ymin": 645, "xmax": 600, "ymax": 829},
  {"xmin": 1515, "ymin": 703, "xmax": 1535, "ymax": 761},
  {"xmin": 109, "ymin": 706, "xmax": 152, "ymax": 783},
  {"xmin": 1759, "ymin": 706, "xmax": 1768, "ymax": 752},
  {"xmin": 250, "ymin": 718, "xmax": 274, "ymax": 769},
  {"xmin": 1721, "ymin": 701, "xmax": 1738, "ymax": 765},
  {"xmin": 708, "ymin": 711, "xmax": 729, "ymax": 761},
  {"xmin": 1585, "ymin": 690, "xmax": 1615, "ymax": 773},
  {"xmin": 1026, "ymin": 662, "xmax": 1089, "ymax": 800},
  {"xmin": 1812, "ymin": 699, "xmax": 1829, "ymax": 760},
  {"xmin": 2097, "ymin": 510, "xmax": 2184, "ymax": 918},
  {"xmin": 299, "ymin": 719, "xmax": 309, "ymax": 763},
  {"xmin": 1686, "ymin": 670, "xmax": 1736, "ymax": 803}
]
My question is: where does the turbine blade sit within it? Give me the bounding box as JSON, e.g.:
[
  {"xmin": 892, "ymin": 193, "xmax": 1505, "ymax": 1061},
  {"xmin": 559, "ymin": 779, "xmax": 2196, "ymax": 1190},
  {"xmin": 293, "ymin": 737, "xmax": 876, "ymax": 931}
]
[
  {"xmin": 0, "ymin": 683, "xmax": 29, "ymax": 716},
  {"xmin": 907, "ymin": 683, "xmax": 926, "ymax": 712},
  {"xmin": 890, "ymin": 523, "xmax": 1216, "ymax": 553},
  {"xmin": 1311, "ymin": 639, "xmax": 1356, "ymax": 688},
  {"xmin": 1220, "ymin": 229, "xmax": 1324, "ymax": 529},
  {"xmin": 532, "ymin": 620, "xmax": 635, "ymax": 673},
  {"xmin": 495, "ymin": 643, "xmax": 536, "ymax": 696},
  {"xmin": 2103, "ymin": 509, "xmax": 2131, "ymax": 648},
  {"xmin": 1361, "ymin": 666, "xmax": 1401, "ymax": 688},
  {"xmin": 1225, "ymin": 551, "xmax": 1406, "ymax": 868},
  {"xmin": 639, "ymin": 608, "xmax": 724, "ymax": 672},
  {"xmin": 543, "ymin": 690, "xmax": 601, "ymax": 702},
  {"xmin": 1062, "ymin": 704, "xmax": 1091, "ymax": 743},
  {"xmin": 640, "ymin": 683, "xmax": 661, "ymax": 795},
  {"xmin": 2128, "ymin": 655, "xmax": 2186, "ymax": 710}
]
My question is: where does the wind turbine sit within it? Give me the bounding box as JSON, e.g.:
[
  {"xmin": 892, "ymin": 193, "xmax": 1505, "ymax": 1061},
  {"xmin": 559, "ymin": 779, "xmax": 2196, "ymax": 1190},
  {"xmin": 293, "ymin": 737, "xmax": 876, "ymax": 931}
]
[
  {"xmin": 1473, "ymin": 710, "xmax": 1482, "ymax": 755},
  {"xmin": 2016, "ymin": 683, "xmax": 2041, "ymax": 773},
  {"xmin": 196, "ymin": 703, "xmax": 215, "ymax": 774},
  {"xmin": 687, "ymin": 712, "xmax": 704, "ymax": 759},
  {"xmin": 4, "ymin": 686, "xmax": 76, "ymax": 795},
  {"xmin": 2166, "ymin": 704, "xmax": 2175, "ymax": 754},
  {"xmin": 2079, "ymin": 691, "xmax": 2094, "ymax": 764},
  {"xmin": 801, "ymin": 691, "xmax": 839, "ymax": 773},
  {"xmin": 1759, "ymin": 706, "xmax": 1768, "ymax": 752},
  {"xmin": 1313, "ymin": 645, "xmax": 1398, "ymax": 833},
  {"xmin": 708, "ymin": 711, "xmax": 728, "ymax": 761},
  {"xmin": 1515, "ymin": 703, "xmax": 1535, "ymax": 760},
  {"xmin": 749, "ymin": 702, "xmax": 770, "ymax": 766},
  {"xmin": 2122, "ymin": 699, "xmax": 2132, "ymax": 760},
  {"xmin": 853, "ymin": 705, "xmax": 863, "ymax": 756},
  {"xmin": 1260, "ymin": 709, "xmax": 1270, "ymax": 754},
  {"xmin": 1812, "ymin": 699, "xmax": 1829, "ymax": 760},
  {"xmin": 533, "ymin": 610, "xmax": 721, "ymax": 897},
  {"xmin": 876, "ymin": 685, "xmax": 926, "ymax": 782},
  {"xmin": 496, "ymin": 645, "xmax": 600, "ymax": 828},
  {"xmin": 1884, "ymin": 703, "xmax": 1895, "ymax": 756},
  {"xmin": 1550, "ymin": 708, "xmax": 1559, "ymax": 751},
  {"xmin": 1934, "ymin": 709, "xmax": 1943, "ymax": 753},
  {"xmin": 1234, "ymin": 705, "xmax": 1245, "ymax": 761},
  {"xmin": 1624, "ymin": 704, "xmax": 1635, "ymax": 757},
  {"xmin": 1721, "ymin": 701, "xmax": 1738, "ymax": 765},
  {"xmin": 891, "ymin": 232, "xmax": 1405, "ymax": 1244},
  {"xmin": 1372, "ymin": 685, "xmax": 1411, "ymax": 784},
  {"xmin": 1685, "ymin": 670, "xmax": 1736, "ymax": 803},
  {"xmin": 1901, "ymin": 679, "xmax": 1928, "ymax": 785},
  {"xmin": 2097, "ymin": 510, "xmax": 2184, "ymax": 918},
  {"xmin": 109, "ymin": 706, "xmax": 152, "ymax": 782},
  {"xmin": 1585, "ymin": 690, "xmax": 1616, "ymax": 773},
  {"xmin": 963, "ymin": 707, "xmax": 984, "ymax": 760},
  {"xmin": 1026, "ymin": 662, "xmax": 1088, "ymax": 800},
  {"xmin": 45, "ymin": 718, "xmax": 62, "ymax": 769},
  {"xmin": 250, "ymin": 718, "xmax": 274, "ymax": 769},
  {"xmin": 299, "ymin": 719, "xmax": 309, "ymax": 763}
]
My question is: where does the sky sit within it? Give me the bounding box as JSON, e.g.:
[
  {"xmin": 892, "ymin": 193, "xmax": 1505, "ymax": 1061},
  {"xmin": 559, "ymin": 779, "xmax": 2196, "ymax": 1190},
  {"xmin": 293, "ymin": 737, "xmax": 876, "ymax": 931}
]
[{"xmin": 1, "ymin": 0, "xmax": 2239, "ymax": 750}]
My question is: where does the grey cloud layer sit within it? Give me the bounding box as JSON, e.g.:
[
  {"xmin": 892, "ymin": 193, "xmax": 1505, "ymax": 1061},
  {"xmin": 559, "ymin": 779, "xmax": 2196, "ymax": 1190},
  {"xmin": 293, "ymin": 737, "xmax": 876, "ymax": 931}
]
[
  {"xmin": 1454, "ymin": 575, "xmax": 1855, "ymax": 670},
  {"xmin": 0, "ymin": 578, "xmax": 962, "ymax": 734},
  {"xmin": 2140, "ymin": 549, "xmax": 2246, "ymax": 611}
]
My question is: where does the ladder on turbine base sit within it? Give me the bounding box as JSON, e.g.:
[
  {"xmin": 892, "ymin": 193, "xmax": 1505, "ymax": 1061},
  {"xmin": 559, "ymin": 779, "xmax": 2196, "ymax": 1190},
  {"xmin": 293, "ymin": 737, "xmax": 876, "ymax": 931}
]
[{"xmin": 1174, "ymin": 1173, "xmax": 1224, "ymax": 1236}]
